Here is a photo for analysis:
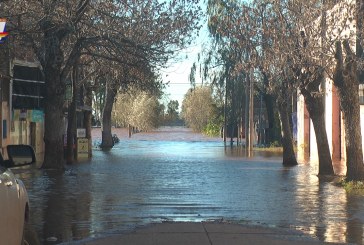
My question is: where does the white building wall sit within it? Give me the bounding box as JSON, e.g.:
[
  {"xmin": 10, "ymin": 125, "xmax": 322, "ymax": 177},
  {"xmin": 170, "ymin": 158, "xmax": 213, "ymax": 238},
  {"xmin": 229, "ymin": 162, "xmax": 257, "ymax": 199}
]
[
  {"xmin": 361, "ymin": 106, "xmax": 364, "ymax": 161},
  {"xmin": 325, "ymin": 79, "xmax": 333, "ymax": 155},
  {"xmin": 309, "ymin": 120, "xmax": 318, "ymax": 163},
  {"xmin": 296, "ymin": 93, "xmax": 306, "ymax": 162}
]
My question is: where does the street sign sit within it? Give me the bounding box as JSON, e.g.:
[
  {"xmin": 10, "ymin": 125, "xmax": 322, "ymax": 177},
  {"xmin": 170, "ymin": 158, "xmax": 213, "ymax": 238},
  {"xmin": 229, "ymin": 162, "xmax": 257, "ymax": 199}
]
[
  {"xmin": 77, "ymin": 128, "xmax": 86, "ymax": 138},
  {"xmin": 77, "ymin": 138, "xmax": 89, "ymax": 159}
]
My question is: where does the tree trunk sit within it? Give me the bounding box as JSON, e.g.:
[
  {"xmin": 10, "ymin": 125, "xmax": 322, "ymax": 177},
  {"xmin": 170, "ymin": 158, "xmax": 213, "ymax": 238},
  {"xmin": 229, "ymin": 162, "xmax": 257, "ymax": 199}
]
[
  {"xmin": 66, "ymin": 65, "xmax": 79, "ymax": 164},
  {"xmin": 300, "ymin": 80, "xmax": 334, "ymax": 175},
  {"xmin": 305, "ymin": 95, "xmax": 334, "ymax": 175},
  {"xmin": 263, "ymin": 93, "xmax": 275, "ymax": 145},
  {"xmin": 42, "ymin": 35, "xmax": 66, "ymax": 169},
  {"xmin": 262, "ymin": 73, "xmax": 276, "ymax": 145},
  {"xmin": 339, "ymin": 78, "xmax": 364, "ymax": 181},
  {"xmin": 66, "ymin": 97, "xmax": 76, "ymax": 164},
  {"xmin": 101, "ymin": 82, "xmax": 117, "ymax": 149},
  {"xmin": 84, "ymin": 84, "xmax": 93, "ymax": 157},
  {"xmin": 277, "ymin": 97, "xmax": 298, "ymax": 166},
  {"xmin": 334, "ymin": 41, "xmax": 364, "ymax": 181}
]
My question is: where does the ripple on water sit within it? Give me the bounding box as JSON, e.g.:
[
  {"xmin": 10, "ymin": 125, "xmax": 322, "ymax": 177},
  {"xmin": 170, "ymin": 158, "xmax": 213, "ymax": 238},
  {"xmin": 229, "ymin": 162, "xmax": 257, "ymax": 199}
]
[{"xmin": 14, "ymin": 127, "xmax": 364, "ymax": 244}]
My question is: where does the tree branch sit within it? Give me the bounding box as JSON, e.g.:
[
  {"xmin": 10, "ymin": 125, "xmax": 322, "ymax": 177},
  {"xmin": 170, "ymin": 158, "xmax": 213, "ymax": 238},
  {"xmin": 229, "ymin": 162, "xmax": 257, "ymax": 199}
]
[{"xmin": 333, "ymin": 41, "xmax": 344, "ymax": 89}]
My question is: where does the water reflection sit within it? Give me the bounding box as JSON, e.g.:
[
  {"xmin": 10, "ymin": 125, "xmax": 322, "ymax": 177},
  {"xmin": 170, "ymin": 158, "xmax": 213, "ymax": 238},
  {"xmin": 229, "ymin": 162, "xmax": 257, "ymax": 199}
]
[
  {"xmin": 42, "ymin": 170, "xmax": 92, "ymax": 241},
  {"xmin": 293, "ymin": 169, "xmax": 348, "ymax": 243},
  {"xmin": 223, "ymin": 145, "xmax": 282, "ymax": 159},
  {"xmin": 11, "ymin": 130, "xmax": 364, "ymax": 244}
]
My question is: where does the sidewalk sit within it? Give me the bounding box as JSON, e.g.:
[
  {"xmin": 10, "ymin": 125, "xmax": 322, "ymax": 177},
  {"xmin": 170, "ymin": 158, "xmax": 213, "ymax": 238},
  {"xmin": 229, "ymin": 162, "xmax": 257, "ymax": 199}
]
[{"xmin": 64, "ymin": 222, "xmax": 346, "ymax": 245}]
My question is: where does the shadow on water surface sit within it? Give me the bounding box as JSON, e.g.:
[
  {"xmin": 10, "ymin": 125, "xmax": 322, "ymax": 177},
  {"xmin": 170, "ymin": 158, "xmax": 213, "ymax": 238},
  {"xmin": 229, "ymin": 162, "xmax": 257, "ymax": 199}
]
[
  {"xmin": 11, "ymin": 127, "xmax": 364, "ymax": 244},
  {"xmin": 223, "ymin": 145, "xmax": 282, "ymax": 159}
]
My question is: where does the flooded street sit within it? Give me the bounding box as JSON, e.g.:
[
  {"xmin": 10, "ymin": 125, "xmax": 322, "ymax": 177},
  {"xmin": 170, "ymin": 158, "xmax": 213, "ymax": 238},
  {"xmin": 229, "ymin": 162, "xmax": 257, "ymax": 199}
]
[{"xmin": 14, "ymin": 127, "xmax": 364, "ymax": 244}]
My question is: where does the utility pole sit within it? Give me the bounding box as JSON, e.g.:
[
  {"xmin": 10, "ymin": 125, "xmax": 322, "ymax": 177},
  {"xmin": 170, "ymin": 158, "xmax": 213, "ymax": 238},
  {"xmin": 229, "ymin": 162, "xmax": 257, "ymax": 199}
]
[
  {"xmin": 258, "ymin": 93, "xmax": 263, "ymax": 145},
  {"xmin": 223, "ymin": 77, "xmax": 227, "ymax": 143},
  {"xmin": 245, "ymin": 72, "xmax": 250, "ymax": 151},
  {"xmin": 248, "ymin": 68, "xmax": 254, "ymax": 153}
]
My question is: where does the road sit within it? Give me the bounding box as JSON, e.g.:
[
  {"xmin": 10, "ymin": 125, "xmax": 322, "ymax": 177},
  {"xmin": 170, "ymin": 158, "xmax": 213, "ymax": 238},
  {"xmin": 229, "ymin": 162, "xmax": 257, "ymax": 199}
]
[{"xmin": 16, "ymin": 127, "xmax": 363, "ymax": 244}]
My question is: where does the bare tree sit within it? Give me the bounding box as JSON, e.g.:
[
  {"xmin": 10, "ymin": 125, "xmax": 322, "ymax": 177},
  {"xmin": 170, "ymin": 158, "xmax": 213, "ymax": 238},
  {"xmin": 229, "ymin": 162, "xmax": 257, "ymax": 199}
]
[
  {"xmin": 268, "ymin": 1, "xmax": 333, "ymax": 171},
  {"xmin": 334, "ymin": 40, "xmax": 364, "ymax": 181},
  {"xmin": 4, "ymin": 0, "xmax": 201, "ymax": 168},
  {"xmin": 205, "ymin": 0, "xmax": 298, "ymax": 165},
  {"xmin": 334, "ymin": 0, "xmax": 364, "ymax": 181},
  {"xmin": 289, "ymin": 0, "xmax": 362, "ymax": 178}
]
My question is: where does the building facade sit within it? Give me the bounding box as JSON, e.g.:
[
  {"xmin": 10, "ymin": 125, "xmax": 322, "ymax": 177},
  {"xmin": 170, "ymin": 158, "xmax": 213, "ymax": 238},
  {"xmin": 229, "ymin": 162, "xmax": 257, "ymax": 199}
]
[{"xmin": 0, "ymin": 42, "xmax": 45, "ymax": 162}]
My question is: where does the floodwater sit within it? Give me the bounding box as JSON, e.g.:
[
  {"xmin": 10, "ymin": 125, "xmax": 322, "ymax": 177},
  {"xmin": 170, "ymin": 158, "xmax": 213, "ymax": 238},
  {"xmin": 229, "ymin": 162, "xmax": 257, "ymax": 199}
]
[{"xmin": 12, "ymin": 127, "xmax": 364, "ymax": 244}]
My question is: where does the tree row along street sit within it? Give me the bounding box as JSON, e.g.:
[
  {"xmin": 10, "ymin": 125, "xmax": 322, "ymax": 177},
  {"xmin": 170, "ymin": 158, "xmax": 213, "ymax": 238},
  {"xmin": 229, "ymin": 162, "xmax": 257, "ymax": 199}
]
[{"xmin": 2, "ymin": 0, "xmax": 364, "ymax": 180}]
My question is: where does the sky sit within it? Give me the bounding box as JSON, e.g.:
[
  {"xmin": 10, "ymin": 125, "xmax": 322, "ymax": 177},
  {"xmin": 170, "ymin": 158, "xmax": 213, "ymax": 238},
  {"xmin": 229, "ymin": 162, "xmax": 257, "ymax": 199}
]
[{"xmin": 161, "ymin": 12, "xmax": 210, "ymax": 111}]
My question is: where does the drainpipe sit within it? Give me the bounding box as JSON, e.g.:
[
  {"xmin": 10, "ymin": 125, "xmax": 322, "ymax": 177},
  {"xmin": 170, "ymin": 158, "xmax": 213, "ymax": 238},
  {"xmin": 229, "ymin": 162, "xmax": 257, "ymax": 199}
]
[{"xmin": 9, "ymin": 57, "xmax": 13, "ymax": 146}]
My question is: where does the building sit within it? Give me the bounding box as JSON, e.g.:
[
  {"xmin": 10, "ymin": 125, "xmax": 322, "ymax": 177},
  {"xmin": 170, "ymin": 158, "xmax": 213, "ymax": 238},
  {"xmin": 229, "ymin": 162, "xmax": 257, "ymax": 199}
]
[
  {"xmin": 11, "ymin": 60, "xmax": 45, "ymax": 162},
  {"xmin": 0, "ymin": 38, "xmax": 46, "ymax": 162}
]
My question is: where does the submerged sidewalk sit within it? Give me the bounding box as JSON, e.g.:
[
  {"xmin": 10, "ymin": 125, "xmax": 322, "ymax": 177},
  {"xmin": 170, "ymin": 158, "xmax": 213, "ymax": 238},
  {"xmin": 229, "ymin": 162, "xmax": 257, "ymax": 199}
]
[{"xmin": 64, "ymin": 222, "xmax": 346, "ymax": 245}]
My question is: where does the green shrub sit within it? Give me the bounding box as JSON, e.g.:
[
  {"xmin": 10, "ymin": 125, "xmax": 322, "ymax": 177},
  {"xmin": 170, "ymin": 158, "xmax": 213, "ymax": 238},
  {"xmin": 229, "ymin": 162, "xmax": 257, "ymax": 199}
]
[
  {"xmin": 270, "ymin": 140, "xmax": 281, "ymax": 147},
  {"xmin": 203, "ymin": 122, "xmax": 221, "ymax": 137},
  {"xmin": 340, "ymin": 179, "xmax": 364, "ymax": 194}
]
